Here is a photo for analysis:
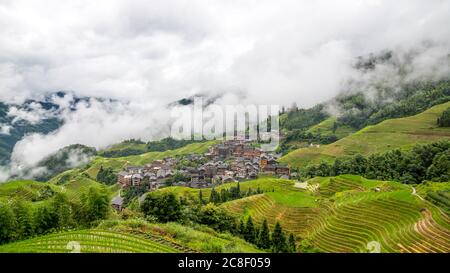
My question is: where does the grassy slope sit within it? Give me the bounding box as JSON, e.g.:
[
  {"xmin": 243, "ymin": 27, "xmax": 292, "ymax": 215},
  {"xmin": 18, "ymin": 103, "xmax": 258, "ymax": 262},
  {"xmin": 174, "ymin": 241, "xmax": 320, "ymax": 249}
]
[
  {"xmin": 0, "ymin": 170, "xmax": 117, "ymax": 207},
  {"xmin": 306, "ymin": 117, "xmax": 356, "ymax": 139},
  {"xmin": 85, "ymin": 140, "xmax": 218, "ymax": 178},
  {"xmin": 99, "ymin": 141, "xmax": 148, "ymax": 154},
  {"xmin": 2, "ymin": 176, "xmax": 449, "ymax": 253},
  {"xmin": 219, "ymin": 175, "xmax": 450, "ymax": 253},
  {"xmin": 0, "ymin": 220, "xmax": 262, "ymax": 253},
  {"xmin": 280, "ymin": 101, "xmax": 450, "ymax": 169},
  {"xmin": 0, "ymin": 180, "xmax": 61, "ymax": 206},
  {"xmin": 0, "ymin": 229, "xmax": 180, "ymax": 253},
  {"xmin": 150, "ymin": 177, "xmax": 318, "ymax": 207},
  {"xmin": 99, "ymin": 220, "xmax": 262, "ymax": 253}
]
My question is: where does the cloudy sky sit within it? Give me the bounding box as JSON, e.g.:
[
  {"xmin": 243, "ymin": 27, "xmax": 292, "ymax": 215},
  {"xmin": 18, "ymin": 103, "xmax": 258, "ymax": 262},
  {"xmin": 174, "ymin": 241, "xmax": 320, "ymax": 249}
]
[{"xmin": 1, "ymin": 0, "xmax": 450, "ymax": 178}]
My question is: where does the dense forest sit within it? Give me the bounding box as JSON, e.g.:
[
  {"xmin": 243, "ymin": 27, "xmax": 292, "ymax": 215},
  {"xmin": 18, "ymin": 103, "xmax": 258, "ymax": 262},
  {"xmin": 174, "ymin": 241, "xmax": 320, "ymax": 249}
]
[{"xmin": 0, "ymin": 187, "xmax": 109, "ymax": 244}]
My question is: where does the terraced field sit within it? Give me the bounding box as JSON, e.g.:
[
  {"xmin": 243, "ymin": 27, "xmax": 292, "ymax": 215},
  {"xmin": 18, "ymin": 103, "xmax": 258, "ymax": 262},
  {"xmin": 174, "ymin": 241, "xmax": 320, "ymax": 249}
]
[
  {"xmin": 221, "ymin": 176, "xmax": 450, "ymax": 253},
  {"xmin": 223, "ymin": 194, "xmax": 324, "ymax": 236},
  {"xmin": 0, "ymin": 180, "xmax": 59, "ymax": 203},
  {"xmin": 0, "ymin": 230, "xmax": 181, "ymax": 253},
  {"xmin": 0, "ymin": 171, "xmax": 117, "ymax": 211},
  {"xmin": 306, "ymin": 117, "xmax": 356, "ymax": 139},
  {"xmin": 52, "ymin": 171, "xmax": 118, "ymax": 202},
  {"xmin": 280, "ymin": 101, "xmax": 450, "ymax": 169}
]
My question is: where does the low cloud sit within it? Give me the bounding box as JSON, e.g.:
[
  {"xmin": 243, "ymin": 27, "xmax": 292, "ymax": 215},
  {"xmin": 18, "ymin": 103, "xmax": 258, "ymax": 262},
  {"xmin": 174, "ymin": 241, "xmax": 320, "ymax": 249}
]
[{"xmin": 0, "ymin": 124, "xmax": 12, "ymax": 135}]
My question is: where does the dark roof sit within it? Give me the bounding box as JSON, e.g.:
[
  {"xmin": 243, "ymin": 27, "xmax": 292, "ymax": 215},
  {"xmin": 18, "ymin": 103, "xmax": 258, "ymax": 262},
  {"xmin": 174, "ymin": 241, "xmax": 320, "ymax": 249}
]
[{"xmin": 111, "ymin": 196, "xmax": 124, "ymax": 206}]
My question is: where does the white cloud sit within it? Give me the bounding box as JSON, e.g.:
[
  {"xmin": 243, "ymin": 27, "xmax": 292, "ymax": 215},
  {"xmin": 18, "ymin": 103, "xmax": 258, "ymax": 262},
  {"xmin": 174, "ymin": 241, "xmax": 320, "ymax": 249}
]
[
  {"xmin": 7, "ymin": 102, "xmax": 56, "ymax": 124},
  {"xmin": 0, "ymin": 124, "xmax": 12, "ymax": 135}
]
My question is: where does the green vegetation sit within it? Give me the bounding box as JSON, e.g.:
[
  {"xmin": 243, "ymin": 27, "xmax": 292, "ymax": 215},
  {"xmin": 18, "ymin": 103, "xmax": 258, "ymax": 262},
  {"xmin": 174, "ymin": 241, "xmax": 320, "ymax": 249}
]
[
  {"xmin": 208, "ymin": 183, "xmax": 263, "ymax": 204},
  {"xmin": 149, "ymin": 177, "xmax": 311, "ymax": 207},
  {"xmin": 417, "ymin": 182, "xmax": 450, "ymax": 215},
  {"xmin": 141, "ymin": 193, "xmax": 183, "ymax": 223},
  {"xmin": 280, "ymin": 101, "xmax": 450, "ymax": 169},
  {"xmin": 101, "ymin": 219, "xmax": 261, "ymax": 253},
  {"xmin": 278, "ymin": 117, "xmax": 357, "ymax": 155},
  {"xmin": 31, "ymin": 144, "xmax": 97, "ymax": 181},
  {"xmin": 140, "ymin": 182, "xmax": 297, "ymax": 252},
  {"xmin": 0, "ymin": 187, "xmax": 111, "ymax": 245},
  {"xmin": 96, "ymin": 166, "xmax": 116, "ymax": 185},
  {"xmin": 307, "ymin": 117, "xmax": 356, "ymax": 139},
  {"xmin": 220, "ymin": 175, "xmax": 450, "ymax": 253},
  {"xmin": 280, "ymin": 104, "xmax": 328, "ymax": 132},
  {"xmin": 0, "ymin": 229, "xmax": 180, "ymax": 253},
  {"xmin": 3, "ymin": 83, "xmax": 450, "ymax": 253},
  {"xmin": 303, "ymin": 141, "xmax": 450, "ymax": 184},
  {"xmin": 277, "ymin": 81, "xmax": 450, "ymax": 156},
  {"xmin": 336, "ymin": 81, "xmax": 450, "ymax": 129},
  {"xmin": 99, "ymin": 137, "xmax": 206, "ymax": 158},
  {"xmin": 437, "ymin": 107, "xmax": 450, "ymax": 127},
  {"xmin": 0, "ymin": 180, "xmax": 58, "ymax": 203}
]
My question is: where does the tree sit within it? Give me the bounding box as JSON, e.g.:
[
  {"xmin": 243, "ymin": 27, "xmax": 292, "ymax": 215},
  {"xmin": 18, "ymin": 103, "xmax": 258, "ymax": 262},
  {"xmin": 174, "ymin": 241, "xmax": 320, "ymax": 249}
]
[
  {"xmin": 0, "ymin": 204, "xmax": 17, "ymax": 243},
  {"xmin": 51, "ymin": 193, "xmax": 73, "ymax": 229},
  {"xmin": 257, "ymin": 219, "xmax": 271, "ymax": 249},
  {"xmin": 287, "ymin": 233, "xmax": 297, "ymax": 253},
  {"xmin": 96, "ymin": 166, "xmax": 117, "ymax": 185},
  {"xmin": 198, "ymin": 203, "xmax": 236, "ymax": 232},
  {"xmin": 238, "ymin": 218, "xmax": 245, "ymax": 234},
  {"xmin": 332, "ymin": 121, "xmax": 338, "ymax": 133},
  {"xmin": 209, "ymin": 188, "xmax": 220, "ymax": 204},
  {"xmin": 437, "ymin": 107, "xmax": 450, "ymax": 127},
  {"xmin": 34, "ymin": 205, "xmax": 56, "ymax": 234},
  {"xmin": 80, "ymin": 187, "xmax": 110, "ymax": 225},
  {"xmin": 220, "ymin": 189, "xmax": 229, "ymax": 202},
  {"xmin": 141, "ymin": 193, "xmax": 182, "ymax": 223},
  {"xmin": 427, "ymin": 151, "xmax": 450, "ymax": 181},
  {"xmin": 172, "ymin": 171, "xmax": 190, "ymax": 182},
  {"xmin": 271, "ymin": 222, "xmax": 287, "ymax": 253},
  {"xmin": 13, "ymin": 201, "xmax": 34, "ymax": 239},
  {"xmin": 198, "ymin": 189, "xmax": 204, "ymax": 204},
  {"xmin": 244, "ymin": 216, "xmax": 256, "ymax": 244},
  {"xmin": 160, "ymin": 193, "xmax": 182, "ymax": 222}
]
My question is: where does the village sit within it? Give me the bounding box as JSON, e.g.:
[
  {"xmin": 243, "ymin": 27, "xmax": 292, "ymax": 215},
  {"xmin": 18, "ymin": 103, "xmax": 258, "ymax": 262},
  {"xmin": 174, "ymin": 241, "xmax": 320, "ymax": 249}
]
[{"xmin": 116, "ymin": 139, "xmax": 293, "ymax": 192}]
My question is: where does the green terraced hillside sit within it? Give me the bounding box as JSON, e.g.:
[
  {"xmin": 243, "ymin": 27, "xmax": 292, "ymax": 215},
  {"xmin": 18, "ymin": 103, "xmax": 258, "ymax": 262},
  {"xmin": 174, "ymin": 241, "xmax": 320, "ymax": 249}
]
[
  {"xmin": 0, "ymin": 229, "xmax": 180, "ymax": 253},
  {"xmin": 220, "ymin": 176, "xmax": 450, "ymax": 253},
  {"xmin": 306, "ymin": 117, "xmax": 356, "ymax": 140},
  {"xmin": 280, "ymin": 101, "xmax": 450, "ymax": 169},
  {"xmin": 0, "ymin": 180, "xmax": 60, "ymax": 204},
  {"xmin": 0, "ymin": 172, "xmax": 117, "ymax": 206}
]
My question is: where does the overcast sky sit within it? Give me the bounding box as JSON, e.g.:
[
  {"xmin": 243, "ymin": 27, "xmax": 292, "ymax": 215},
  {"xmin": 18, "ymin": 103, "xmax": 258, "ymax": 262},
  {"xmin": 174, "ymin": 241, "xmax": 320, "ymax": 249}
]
[
  {"xmin": 1, "ymin": 0, "xmax": 450, "ymax": 179},
  {"xmin": 1, "ymin": 0, "xmax": 450, "ymax": 105}
]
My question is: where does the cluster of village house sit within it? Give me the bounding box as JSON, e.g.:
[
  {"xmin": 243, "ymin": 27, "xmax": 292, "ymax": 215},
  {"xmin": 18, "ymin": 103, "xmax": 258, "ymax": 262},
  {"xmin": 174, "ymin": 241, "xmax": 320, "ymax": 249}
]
[{"xmin": 117, "ymin": 139, "xmax": 292, "ymax": 191}]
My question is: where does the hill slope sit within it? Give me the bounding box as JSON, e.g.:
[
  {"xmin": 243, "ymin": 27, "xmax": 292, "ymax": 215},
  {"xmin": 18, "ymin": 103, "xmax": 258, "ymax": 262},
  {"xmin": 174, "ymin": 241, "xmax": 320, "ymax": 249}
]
[
  {"xmin": 306, "ymin": 117, "xmax": 356, "ymax": 140},
  {"xmin": 220, "ymin": 176, "xmax": 450, "ymax": 253},
  {"xmin": 0, "ymin": 229, "xmax": 180, "ymax": 253},
  {"xmin": 280, "ymin": 101, "xmax": 450, "ymax": 169}
]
